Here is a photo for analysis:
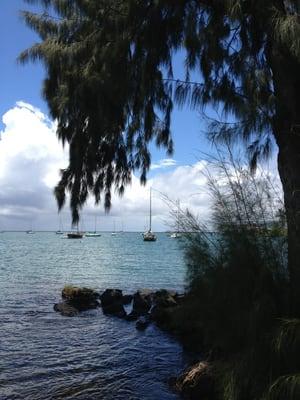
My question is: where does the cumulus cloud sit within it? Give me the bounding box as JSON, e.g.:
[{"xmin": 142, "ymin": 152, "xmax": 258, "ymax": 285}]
[
  {"xmin": 0, "ymin": 102, "xmax": 212, "ymax": 231},
  {"xmin": 0, "ymin": 102, "xmax": 68, "ymax": 229}
]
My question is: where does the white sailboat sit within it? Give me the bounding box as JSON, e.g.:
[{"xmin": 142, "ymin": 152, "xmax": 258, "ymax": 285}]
[
  {"xmin": 55, "ymin": 216, "xmax": 64, "ymax": 234},
  {"xmin": 86, "ymin": 215, "xmax": 101, "ymax": 237},
  {"xmin": 26, "ymin": 221, "xmax": 35, "ymax": 234},
  {"xmin": 170, "ymin": 200, "xmax": 182, "ymax": 238},
  {"xmin": 111, "ymin": 220, "xmax": 117, "ymax": 236},
  {"xmin": 143, "ymin": 188, "xmax": 157, "ymax": 241}
]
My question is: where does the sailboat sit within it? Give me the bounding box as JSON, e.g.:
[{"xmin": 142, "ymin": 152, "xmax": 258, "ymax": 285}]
[
  {"xmin": 67, "ymin": 223, "xmax": 84, "ymax": 239},
  {"xmin": 111, "ymin": 220, "xmax": 117, "ymax": 236},
  {"xmin": 170, "ymin": 200, "xmax": 182, "ymax": 238},
  {"xmin": 86, "ymin": 215, "xmax": 101, "ymax": 237},
  {"xmin": 55, "ymin": 216, "xmax": 64, "ymax": 234},
  {"xmin": 143, "ymin": 188, "xmax": 157, "ymax": 241},
  {"xmin": 26, "ymin": 222, "xmax": 35, "ymax": 234}
]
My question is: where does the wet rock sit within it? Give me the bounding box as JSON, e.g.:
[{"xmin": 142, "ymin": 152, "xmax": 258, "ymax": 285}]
[
  {"xmin": 100, "ymin": 289, "xmax": 123, "ymax": 306},
  {"xmin": 122, "ymin": 294, "xmax": 133, "ymax": 305},
  {"xmin": 54, "ymin": 302, "xmax": 79, "ymax": 317},
  {"xmin": 100, "ymin": 289, "xmax": 126, "ymax": 317},
  {"xmin": 132, "ymin": 289, "xmax": 153, "ymax": 316},
  {"xmin": 136, "ymin": 315, "xmax": 151, "ymax": 331},
  {"xmin": 174, "ymin": 361, "xmax": 215, "ymax": 400},
  {"xmin": 153, "ymin": 289, "xmax": 178, "ymax": 308},
  {"xmin": 125, "ymin": 311, "xmax": 140, "ymax": 321},
  {"xmin": 62, "ymin": 286, "xmax": 100, "ymax": 311}
]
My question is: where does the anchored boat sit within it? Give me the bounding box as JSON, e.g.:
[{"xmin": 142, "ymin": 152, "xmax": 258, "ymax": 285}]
[{"xmin": 143, "ymin": 188, "xmax": 157, "ymax": 242}]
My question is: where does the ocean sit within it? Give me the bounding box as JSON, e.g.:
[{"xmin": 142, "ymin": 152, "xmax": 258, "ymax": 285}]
[{"xmin": 0, "ymin": 232, "xmax": 190, "ymax": 400}]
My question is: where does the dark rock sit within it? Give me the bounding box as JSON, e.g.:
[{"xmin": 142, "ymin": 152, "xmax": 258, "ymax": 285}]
[
  {"xmin": 150, "ymin": 305, "xmax": 168, "ymax": 323},
  {"xmin": 100, "ymin": 289, "xmax": 126, "ymax": 317},
  {"xmin": 136, "ymin": 315, "xmax": 151, "ymax": 331},
  {"xmin": 132, "ymin": 289, "xmax": 153, "ymax": 316},
  {"xmin": 62, "ymin": 286, "xmax": 100, "ymax": 311},
  {"xmin": 153, "ymin": 289, "xmax": 178, "ymax": 308},
  {"xmin": 125, "ymin": 311, "xmax": 139, "ymax": 321},
  {"xmin": 174, "ymin": 361, "xmax": 216, "ymax": 400},
  {"xmin": 175, "ymin": 293, "xmax": 186, "ymax": 304},
  {"xmin": 122, "ymin": 294, "xmax": 133, "ymax": 305},
  {"xmin": 54, "ymin": 302, "xmax": 79, "ymax": 317},
  {"xmin": 100, "ymin": 289, "xmax": 123, "ymax": 306},
  {"xmin": 102, "ymin": 302, "xmax": 126, "ymax": 318}
]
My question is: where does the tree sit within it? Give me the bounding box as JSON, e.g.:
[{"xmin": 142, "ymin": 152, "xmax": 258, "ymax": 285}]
[{"xmin": 20, "ymin": 0, "xmax": 300, "ymax": 311}]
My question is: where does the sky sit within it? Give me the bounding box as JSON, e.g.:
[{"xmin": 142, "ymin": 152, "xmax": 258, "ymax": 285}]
[{"xmin": 0, "ymin": 1, "xmax": 280, "ymax": 231}]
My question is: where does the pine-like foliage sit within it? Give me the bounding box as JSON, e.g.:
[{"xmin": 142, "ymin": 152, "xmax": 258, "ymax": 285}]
[
  {"xmin": 166, "ymin": 148, "xmax": 300, "ymax": 400},
  {"xmin": 20, "ymin": 0, "xmax": 300, "ymax": 222}
]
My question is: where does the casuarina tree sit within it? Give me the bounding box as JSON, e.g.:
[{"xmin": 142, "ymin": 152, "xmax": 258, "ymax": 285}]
[{"xmin": 20, "ymin": 0, "xmax": 300, "ymax": 311}]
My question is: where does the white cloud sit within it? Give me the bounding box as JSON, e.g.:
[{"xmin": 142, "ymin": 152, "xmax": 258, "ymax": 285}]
[
  {"xmin": 150, "ymin": 158, "xmax": 177, "ymax": 170},
  {"xmin": 0, "ymin": 102, "xmax": 213, "ymax": 231},
  {"xmin": 0, "ymin": 102, "xmax": 68, "ymax": 229}
]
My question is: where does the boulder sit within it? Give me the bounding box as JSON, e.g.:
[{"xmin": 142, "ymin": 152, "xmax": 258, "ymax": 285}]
[
  {"xmin": 136, "ymin": 315, "xmax": 151, "ymax": 331},
  {"xmin": 122, "ymin": 294, "xmax": 133, "ymax": 305},
  {"xmin": 54, "ymin": 302, "xmax": 79, "ymax": 317},
  {"xmin": 153, "ymin": 289, "xmax": 178, "ymax": 308},
  {"xmin": 174, "ymin": 361, "xmax": 215, "ymax": 400},
  {"xmin": 125, "ymin": 311, "xmax": 140, "ymax": 321},
  {"xmin": 100, "ymin": 289, "xmax": 123, "ymax": 306},
  {"xmin": 100, "ymin": 289, "xmax": 126, "ymax": 318},
  {"xmin": 132, "ymin": 289, "xmax": 153, "ymax": 316},
  {"xmin": 62, "ymin": 286, "xmax": 100, "ymax": 311}
]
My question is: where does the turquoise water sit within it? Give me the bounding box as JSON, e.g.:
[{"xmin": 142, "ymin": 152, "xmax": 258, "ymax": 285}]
[{"xmin": 0, "ymin": 232, "xmax": 189, "ymax": 399}]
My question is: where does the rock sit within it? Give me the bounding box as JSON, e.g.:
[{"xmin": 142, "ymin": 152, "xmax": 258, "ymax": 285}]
[
  {"xmin": 54, "ymin": 302, "xmax": 79, "ymax": 317},
  {"xmin": 100, "ymin": 289, "xmax": 123, "ymax": 306},
  {"xmin": 122, "ymin": 294, "xmax": 133, "ymax": 305},
  {"xmin": 174, "ymin": 361, "xmax": 215, "ymax": 400},
  {"xmin": 62, "ymin": 286, "xmax": 100, "ymax": 311},
  {"xmin": 132, "ymin": 289, "xmax": 153, "ymax": 316},
  {"xmin": 175, "ymin": 293, "xmax": 186, "ymax": 304},
  {"xmin": 136, "ymin": 315, "xmax": 151, "ymax": 331},
  {"xmin": 150, "ymin": 305, "xmax": 168, "ymax": 323},
  {"xmin": 153, "ymin": 289, "xmax": 178, "ymax": 308},
  {"xmin": 100, "ymin": 289, "xmax": 126, "ymax": 317},
  {"xmin": 125, "ymin": 311, "xmax": 140, "ymax": 321}
]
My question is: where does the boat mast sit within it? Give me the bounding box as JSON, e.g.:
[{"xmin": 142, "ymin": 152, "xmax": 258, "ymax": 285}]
[
  {"xmin": 149, "ymin": 187, "xmax": 152, "ymax": 231},
  {"xmin": 177, "ymin": 200, "xmax": 180, "ymax": 233}
]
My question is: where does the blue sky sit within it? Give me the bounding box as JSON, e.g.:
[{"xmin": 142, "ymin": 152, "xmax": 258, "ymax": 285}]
[{"xmin": 0, "ymin": 0, "xmax": 212, "ymax": 165}]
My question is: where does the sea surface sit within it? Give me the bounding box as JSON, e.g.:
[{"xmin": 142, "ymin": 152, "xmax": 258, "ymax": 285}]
[{"xmin": 0, "ymin": 232, "xmax": 190, "ymax": 400}]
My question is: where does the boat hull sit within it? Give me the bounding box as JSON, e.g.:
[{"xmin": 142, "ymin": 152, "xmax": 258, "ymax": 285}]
[
  {"xmin": 67, "ymin": 233, "xmax": 83, "ymax": 239},
  {"xmin": 143, "ymin": 231, "xmax": 157, "ymax": 241}
]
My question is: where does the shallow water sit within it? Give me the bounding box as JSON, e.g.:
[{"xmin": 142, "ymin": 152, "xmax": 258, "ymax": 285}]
[{"xmin": 0, "ymin": 232, "xmax": 189, "ymax": 399}]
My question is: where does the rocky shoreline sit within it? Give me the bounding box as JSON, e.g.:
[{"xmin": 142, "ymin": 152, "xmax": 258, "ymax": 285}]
[{"xmin": 54, "ymin": 286, "xmax": 215, "ymax": 399}]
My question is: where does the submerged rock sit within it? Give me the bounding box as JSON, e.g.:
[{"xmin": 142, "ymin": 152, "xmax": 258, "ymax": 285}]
[
  {"xmin": 62, "ymin": 286, "xmax": 100, "ymax": 311},
  {"xmin": 174, "ymin": 361, "xmax": 215, "ymax": 400},
  {"xmin": 54, "ymin": 302, "xmax": 79, "ymax": 317},
  {"xmin": 135, "ymin": 315, "xmax": 151, "ymax": 331},
  {"xmin": 100, "ymin": 289, "xmax": 126, "ymax": 318}
]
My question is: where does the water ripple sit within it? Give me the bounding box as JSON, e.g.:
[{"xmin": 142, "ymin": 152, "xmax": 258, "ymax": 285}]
[{"xmin": 0, "ymin": 232, "xmax": 189, "ymax": 399}]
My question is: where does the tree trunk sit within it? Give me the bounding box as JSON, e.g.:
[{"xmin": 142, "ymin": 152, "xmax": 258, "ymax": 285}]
[
  {"xmin": 276, "ymin": 130, "xmax": 300, "ymax": 315},
  {"xmin": 270, "ymin": 44, "xmax": 300, "ymax": 315}
]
